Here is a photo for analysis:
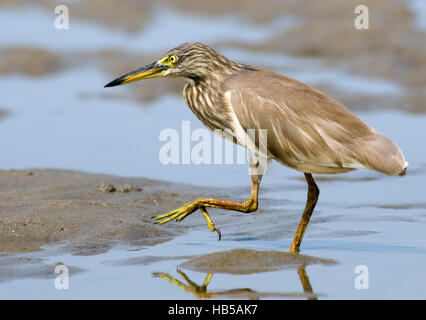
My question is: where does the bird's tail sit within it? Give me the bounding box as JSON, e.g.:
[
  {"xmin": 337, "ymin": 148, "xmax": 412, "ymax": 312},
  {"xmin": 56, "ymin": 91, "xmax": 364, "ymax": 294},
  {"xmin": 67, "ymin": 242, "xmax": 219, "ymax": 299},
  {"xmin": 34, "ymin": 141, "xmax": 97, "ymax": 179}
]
[{"xmin": 359, "ymin": 132, "xmax": 408, "ymax": 176}]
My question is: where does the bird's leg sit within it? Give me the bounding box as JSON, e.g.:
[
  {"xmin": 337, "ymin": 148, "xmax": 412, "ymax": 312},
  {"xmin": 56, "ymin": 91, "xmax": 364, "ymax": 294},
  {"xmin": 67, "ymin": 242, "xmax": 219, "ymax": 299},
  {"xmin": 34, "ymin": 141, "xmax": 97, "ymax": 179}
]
[
  {"xmin": 297, "ymin": 266, "xmax": 317, "ymax": 300},
  {"xmin": 152, "ymin": 269, "xmax": 214, "ymax": 299},
  {"xmin": 289, "ymin": 173, "xmax": 319, "ymax": 253},
  {"xmin": 154, "ymin": 174, "xmax": 262, "ymax": 238}
]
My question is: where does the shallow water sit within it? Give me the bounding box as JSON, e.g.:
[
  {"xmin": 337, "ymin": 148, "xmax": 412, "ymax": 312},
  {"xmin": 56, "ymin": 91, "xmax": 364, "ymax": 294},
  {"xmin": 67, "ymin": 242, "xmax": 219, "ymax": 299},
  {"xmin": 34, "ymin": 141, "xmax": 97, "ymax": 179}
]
[
  {"xmin": 1, "ymin": 2, "xmax": 426, "ymax": 299},
  {"xmin": 2, "ymin": 221, "xmax": 426, "ymax": 299}
]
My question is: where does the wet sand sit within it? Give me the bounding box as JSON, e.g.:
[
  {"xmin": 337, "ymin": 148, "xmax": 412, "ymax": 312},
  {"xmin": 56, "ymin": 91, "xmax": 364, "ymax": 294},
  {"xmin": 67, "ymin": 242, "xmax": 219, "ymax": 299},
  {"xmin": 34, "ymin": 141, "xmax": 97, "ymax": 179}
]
[
  {"xmin": 0, "ymin": 169, "xmax": 304, "ymax": 256},
  {"xmin": 0, "ymin": 169, "xmax": 215, "ymax": 254},
  {"xmin": 180, "ymin": 248, "xmax": 336, "ymax": 275}
]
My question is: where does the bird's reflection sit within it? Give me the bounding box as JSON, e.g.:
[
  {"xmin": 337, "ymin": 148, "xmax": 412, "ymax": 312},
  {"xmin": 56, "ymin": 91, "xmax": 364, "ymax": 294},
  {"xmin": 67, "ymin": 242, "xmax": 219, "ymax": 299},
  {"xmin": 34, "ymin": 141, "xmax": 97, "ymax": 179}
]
[
  {"xmin": 296, "ymin": 267, "xmax": 316, "ymax": 300},
  {"xmin": 153, "ymin": 266, "xmax": 317, "ymax": 300}
]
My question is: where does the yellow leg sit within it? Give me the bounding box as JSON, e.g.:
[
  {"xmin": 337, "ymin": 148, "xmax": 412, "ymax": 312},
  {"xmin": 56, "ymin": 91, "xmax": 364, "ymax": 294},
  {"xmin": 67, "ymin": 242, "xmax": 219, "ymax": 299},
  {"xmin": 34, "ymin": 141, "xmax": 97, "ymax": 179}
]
[
  {"xmin": 154, "ymin": 180, "xmax": 260, "ymax": 240},
  {"xmin": 289, "ymin": 173, "xmax": 319, "ymax": 253}
]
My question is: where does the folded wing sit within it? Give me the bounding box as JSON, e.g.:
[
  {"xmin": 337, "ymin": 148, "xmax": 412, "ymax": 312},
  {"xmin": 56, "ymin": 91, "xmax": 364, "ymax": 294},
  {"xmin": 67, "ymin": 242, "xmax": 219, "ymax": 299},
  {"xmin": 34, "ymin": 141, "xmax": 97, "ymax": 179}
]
[{"xmin": 222, "ymin": 68, "xmax": 407, "ymax": 175}]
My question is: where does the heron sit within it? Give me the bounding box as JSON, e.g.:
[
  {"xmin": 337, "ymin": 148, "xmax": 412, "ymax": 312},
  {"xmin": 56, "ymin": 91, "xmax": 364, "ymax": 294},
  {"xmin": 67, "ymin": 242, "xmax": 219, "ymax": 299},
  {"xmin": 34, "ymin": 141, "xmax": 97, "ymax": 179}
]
[{"xmin": 105, "ymin": 42, "xmax": 408, "ymax": 252}]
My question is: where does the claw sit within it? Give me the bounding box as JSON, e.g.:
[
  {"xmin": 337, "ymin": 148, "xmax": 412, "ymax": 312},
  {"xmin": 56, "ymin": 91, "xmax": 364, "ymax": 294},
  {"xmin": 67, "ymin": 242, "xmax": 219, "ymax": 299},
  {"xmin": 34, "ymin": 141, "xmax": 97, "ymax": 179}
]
[
  {"xmin": 214, "ymin": 226, "xmax": 222, "ymax": 241},
  {"xmin": 200, "ymin": 206, "xmax": 222, "ymax": 241}
]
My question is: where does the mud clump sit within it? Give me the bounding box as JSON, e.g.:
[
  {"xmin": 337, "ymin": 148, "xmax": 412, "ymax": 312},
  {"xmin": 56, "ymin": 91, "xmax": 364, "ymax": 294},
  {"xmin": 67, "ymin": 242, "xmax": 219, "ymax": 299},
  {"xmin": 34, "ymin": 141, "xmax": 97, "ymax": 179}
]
[
  {"xmin": 180, "ymin": 248, "xmax": 336, "ymax": 275},
  {"xmin": 97, "ymin": 181, "xmax": 142, "ymax": 193}
]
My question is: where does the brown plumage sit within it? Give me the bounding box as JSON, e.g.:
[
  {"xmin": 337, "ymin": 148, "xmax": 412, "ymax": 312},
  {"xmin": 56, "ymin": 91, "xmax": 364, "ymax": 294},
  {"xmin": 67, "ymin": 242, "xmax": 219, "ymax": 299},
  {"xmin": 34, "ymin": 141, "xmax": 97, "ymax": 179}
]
[
  {"xmin": 223, "ymin": 67, "xmax": 407, "ymax": 176},
  {"xmin": 105, "ymin": 42, "xmax": 408, "ymax": 252}
]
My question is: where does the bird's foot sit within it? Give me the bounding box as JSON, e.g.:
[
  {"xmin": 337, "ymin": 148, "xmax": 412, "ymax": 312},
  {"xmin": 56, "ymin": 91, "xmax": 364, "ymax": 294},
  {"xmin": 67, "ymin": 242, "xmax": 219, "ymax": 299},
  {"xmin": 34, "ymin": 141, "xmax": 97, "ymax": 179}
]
[
  {"xmin": 153, "ymin": 200, "xmax": 221, "ymax": 240},
  {"xmin": 153, "ymin": 200, "xmax": 199, "ymax": 224}
]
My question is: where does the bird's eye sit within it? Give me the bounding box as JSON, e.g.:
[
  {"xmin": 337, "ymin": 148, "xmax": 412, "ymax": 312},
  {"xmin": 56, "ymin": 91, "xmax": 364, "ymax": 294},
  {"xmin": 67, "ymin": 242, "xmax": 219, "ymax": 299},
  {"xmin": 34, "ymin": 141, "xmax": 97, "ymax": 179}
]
[{"xmin": 169, "ymin": 55, "xmax": 178, "ymax": 64}]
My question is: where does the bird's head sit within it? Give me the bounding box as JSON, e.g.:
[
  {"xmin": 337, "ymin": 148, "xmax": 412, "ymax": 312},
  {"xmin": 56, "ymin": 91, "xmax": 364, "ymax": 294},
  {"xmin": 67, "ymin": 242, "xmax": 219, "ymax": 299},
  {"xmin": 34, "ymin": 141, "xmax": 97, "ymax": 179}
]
[{"xmin": 104, "ymin": 42, "xmax": 242, "ymax": 88}]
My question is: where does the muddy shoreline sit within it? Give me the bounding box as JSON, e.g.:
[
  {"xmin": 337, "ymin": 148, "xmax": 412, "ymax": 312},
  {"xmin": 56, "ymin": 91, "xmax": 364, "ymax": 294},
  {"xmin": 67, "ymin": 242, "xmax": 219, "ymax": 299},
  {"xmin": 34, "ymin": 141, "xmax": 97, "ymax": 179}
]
[{"xmin": 0, "ymin": 169, "xmax": 221, "ymax": 254}]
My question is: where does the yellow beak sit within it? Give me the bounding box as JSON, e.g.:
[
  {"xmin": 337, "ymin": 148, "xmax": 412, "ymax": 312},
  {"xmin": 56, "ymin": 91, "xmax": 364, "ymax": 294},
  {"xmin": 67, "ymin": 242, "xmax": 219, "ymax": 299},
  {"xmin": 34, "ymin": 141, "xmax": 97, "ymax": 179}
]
[{"xmin": 104, "ymin": 61, "xmax": 167, "ymax": 87}]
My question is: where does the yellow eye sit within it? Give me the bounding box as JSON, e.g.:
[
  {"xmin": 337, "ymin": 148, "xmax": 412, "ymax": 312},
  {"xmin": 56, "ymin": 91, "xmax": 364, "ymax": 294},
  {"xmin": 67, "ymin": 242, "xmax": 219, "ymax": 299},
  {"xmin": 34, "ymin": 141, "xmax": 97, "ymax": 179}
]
[{"xmin": 169, "ymin": 55, "xmax": 178, "ymax": 64}]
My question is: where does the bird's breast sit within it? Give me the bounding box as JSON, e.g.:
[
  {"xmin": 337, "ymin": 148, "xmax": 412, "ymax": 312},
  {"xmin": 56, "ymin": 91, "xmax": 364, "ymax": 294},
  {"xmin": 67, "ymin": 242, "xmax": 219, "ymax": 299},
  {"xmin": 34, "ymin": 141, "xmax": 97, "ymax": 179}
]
[{"xmin": 183, "ymin": 83, "xmax": 233, "ymax": 133}]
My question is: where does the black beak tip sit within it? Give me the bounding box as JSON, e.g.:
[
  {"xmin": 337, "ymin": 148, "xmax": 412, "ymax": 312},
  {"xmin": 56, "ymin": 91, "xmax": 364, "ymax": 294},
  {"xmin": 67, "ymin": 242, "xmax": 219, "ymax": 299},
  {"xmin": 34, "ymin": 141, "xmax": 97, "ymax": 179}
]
[{"xmin": 104, "ymin": 78, "xmax": 122, "ymax": 88}]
